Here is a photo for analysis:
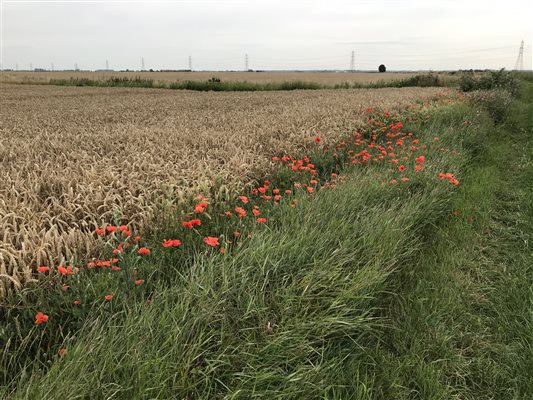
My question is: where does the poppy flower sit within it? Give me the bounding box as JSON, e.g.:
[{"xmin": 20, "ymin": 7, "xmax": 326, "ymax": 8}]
[
  {"xmin": 104, "ymin": 295, "xmax": 113, "ymax": 301},
  {"xmin": 401, "ymin": 177, "xmax": 410, "ymax": 182},
  {"xmin": 35, "ymin": 312, "xmax": 48, "ymax": 325},
  {"xmin": 272, "ymin": 189, "xmax": 280, "ymax": 195},
  {"xmin": 274, "ymin": 195, "xmax": 281, "ymax": 201},
  {"xmin": 204, "ymin": 236, "xmax": 220, "ymax": 247},
  {"xmin": 225, "ymin": 211, "xmax": 232, "ymax": 217},
  {"xmin": 415, "ymin": 165, "xmax": 423, "ymax": 171},
  {"xmin": 95, "ymin": 228, "xmax": 106, "ymax": 236},
  {"xmin": 235, "ymin": 207, "xmax": 246, "ymax": 218},
  {"xmin": 398, "ymin": 165, "xmax": 405, "ymax": 172},
  {"xmin": 220, "ymin": 248, "xmax": 226, "ymax": 254},
  {"xmin": 390, "ymin": 179, "xmax": 397, "ymax": 184},
  {"xmin": 194, "ymin": 203, "xmax": 208, "ymax": 213},
  {"xmin": 252, "ymin": 209, "xmax": 260, "ymax": 217},
  {"xmin": 415, "ymin": 155, "xmax": 425, "ymax": 164},
  {"xmin": 137, "ymin": 247, "xmax": 150, "ymax": 256},
  {"xmin": 134, "ymin": 236, "xmax": 141, "ymax": 242},
  {"xmin": 450, "ymin": 178, "xmax": 459, "ymax": 185},
  {"xmin": 106, "ymin": 226, "xmax": 117, "ymax": 233},
  {"xmin": 135, "ymin": 279, "xmax": 144, "ymax": 285},
  {"xmin": 285, "ymin": 190, "xmax": 292, "ymax": 195},
  {"xmin": 58, "ymin": 348, "xmax": 66, "ymax": 357},
  {"xmin": 119, "ymin": 225, "xmax": 128, "ymax": 232},
  {"xmin": 57, "ymin": 266, "xmax": 75, "ymax": 276},
  {"xmin": 257, "ymin": 218, "xmax": 267, "ymax": 223},
  {"xmin": 239, "ymin": 196, "xmax": 249, "ymax": 204},
  {"xmin": 314, "ymin": 137, "xmax": 321, "ymax": 143},
  {"xmin": 73, "ymin": 300, "xmax": 81, "ymax": 305},
  {"xmin": 37, "ymin": 266, "xmax": 50, "ymax": 273},
  {"xmin": 182, "ymin": 219, "xmax": 201, "ymax": 229},
  {"xmin": 234, "ymin": 231, "xmax": 241, "ymax": 237},
  {"xmin": 272, "ymin": 156, "xmax": 279, "ymax": 161},
  {"xmin": 163, "ymin": 239, "xmax": 182, "ymax": 248},
  {"xmin": 258, "ymin": 187, "xmax": 267, "ymax": 194},
  {"xmin": 307, "ymin": 186, "xmax": 314, "ymax": 193},
  {"xmin": 310, "ymin": 180, "xmax": 318, "ymax": 185}
]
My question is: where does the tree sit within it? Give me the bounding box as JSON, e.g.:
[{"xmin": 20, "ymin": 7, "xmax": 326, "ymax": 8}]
[{"xmin": 378, "ymin": 64, "xmax": 386, "ymax": 73}]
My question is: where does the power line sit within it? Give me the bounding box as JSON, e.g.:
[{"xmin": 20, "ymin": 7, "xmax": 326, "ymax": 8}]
[
  {"xmin": 350, "ymin": 50, "xmax": 355, "ymax": 71},
  {"xmin": 141, "ymin": 57, "xmax": 145, "ymax": 71},
  {"xmin": 189, "ymin": 55, "xmax": 192, "ymax": 71},
  {"xmin": 514, "ymin": 40, "xmax": 524, "ymax": 71},
  {"xmin": 245, "ymin": 53, "xmax": 249, "ymax": 71}
]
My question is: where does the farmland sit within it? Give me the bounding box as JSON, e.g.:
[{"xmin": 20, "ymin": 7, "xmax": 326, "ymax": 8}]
[
  {"xmin": 0, "ymin": 83, "xmax": 447, "ymax": 296},
  {"xmin": 1, "ymin": 71, "xmax": 419, "ymax": 86},
  {"xmin": 1, "ymin": 72, "xmax": 532, "ymax": 399}
]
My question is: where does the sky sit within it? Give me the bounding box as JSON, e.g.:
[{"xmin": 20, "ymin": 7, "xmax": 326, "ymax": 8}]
[{"xmin": 1, "ymin": 0, "xmax": 532, "ymax": 71}]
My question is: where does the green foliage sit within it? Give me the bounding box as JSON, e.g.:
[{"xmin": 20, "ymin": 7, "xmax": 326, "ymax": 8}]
[{"xmin": 459, "ymin": 69, "xmax": 520, "ymax": 96}]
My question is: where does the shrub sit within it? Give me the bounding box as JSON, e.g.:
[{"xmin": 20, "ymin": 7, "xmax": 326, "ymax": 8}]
[{"xmin": 378, "ymin": 64, "xmax": 386, "ymax": 73}]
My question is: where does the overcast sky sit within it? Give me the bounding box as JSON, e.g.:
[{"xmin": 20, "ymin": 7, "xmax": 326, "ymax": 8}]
[{"xmin": 1, "ymin": 0, "xmax": 532, "ymax": 71}]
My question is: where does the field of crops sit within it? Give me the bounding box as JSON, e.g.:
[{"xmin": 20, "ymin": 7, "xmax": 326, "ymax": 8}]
[
  {"xmin": 1, "ymin": 71, "xmax": 417, "ymax": 85},
  {"xmin": 0, "ymin": 83, "xmax": 448, "ymax": 297}
]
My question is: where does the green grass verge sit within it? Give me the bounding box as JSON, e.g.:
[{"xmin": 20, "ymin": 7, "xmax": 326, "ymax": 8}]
[{"xmin": 365, "ymin": 79, "xmax": 533, "ymax": 399}]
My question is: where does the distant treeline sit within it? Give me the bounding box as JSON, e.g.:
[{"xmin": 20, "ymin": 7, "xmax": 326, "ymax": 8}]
[{"xmin": 17, "ymin": 74, "xmax": 457, "ymax": 92}]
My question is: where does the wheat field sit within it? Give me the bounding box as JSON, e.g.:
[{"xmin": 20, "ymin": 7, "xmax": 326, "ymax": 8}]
[
  {"xmin": 1, "ymin": 71, "xmax": 418, "ymax": 85},
  {"xmin": 0, "ymin": 83, "xmax": 448, "ymax": 297}
]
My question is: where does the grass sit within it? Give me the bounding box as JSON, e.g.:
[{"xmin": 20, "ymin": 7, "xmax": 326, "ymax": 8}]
[
  {"xmin": 2, "ymin": 77, "xmax": 532, "ymax": 398},
  {"xmin": 12, "ymin": 73, "xmax": 455, "ymax": 92},
  {"xmin": 367, "ymin": 78, "xmax": 533, "ymax": 399}
]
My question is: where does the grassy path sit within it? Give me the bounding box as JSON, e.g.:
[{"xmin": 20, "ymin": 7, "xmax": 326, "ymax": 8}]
[{"xmin": 372, "ymin": 80, "xmax": 533, "ymax": 399}]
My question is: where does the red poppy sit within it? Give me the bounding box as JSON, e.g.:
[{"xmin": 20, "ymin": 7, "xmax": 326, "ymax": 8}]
[
  {"xmin": 258, "ymin": 187, "xmax": 267, "ymax": 194},
  {"xmin": 257, "ymin": 218, "xmax": 267, "ymax": 223},
  {"xmin": 58, "ymin": 348, "xmax": 66, "ymax": 357},
  {"xmin": 415, "ymin": 155, "xmax": 425, "ymax": 164},
  {"xmin": 134, "ymin": 236, "xmax": 141, "ymax": 242},
  {"xmin": 398, "ymin": 165, "xmax": 406, "ymax": 172},
  {"xmin": 315, "ymin": 137, "xmax": 321, "ymax": 143},
  {"xmin": 307, "ymin": 186, "xmax": 314, "ymax": 193},
  {"xmin": 235, "ymin": 207, "xmax": 246, "ymax": 218},
  {"xmin": 272, "ymin": 156, "xmax": 279, "ymax": 161},
  {"xmin": 104, "ymin": 295, "xmax": 113, "ymax": 301},
  {"xmin": 234, "ymin": 231, "xmax": 241, "ymax": 237},
  {"xmin": 182, "ymin": 219, "xmax": 201, "ymax": 229},
  {"xmin": 135, "ymin": 279, "xmax": 144, "ymax": 285},
  {"xmin": 239, "ymin": 196, "xmax": 249, "ymax": 204},
  {"xmin": 401, "ymin": 177, "xmax": 410, "ymax": 182},
  {"xmin": 274, "ymin": 195, "xmax": 281, "ymax": 201},
  {"xmin": 137, "ymin": 247, "xmax": 150, "ymax": 256},
  {"xmin": 57, "ymin": 266, "xmax": 75, "ymax": 276},
  {"xmin": 272, "ymin": 189, "xmax": 280, "ymax": 194},
  {"xmin": 35, "ymin": 312, "xmax": 48, "ymax": 325},
  {"xmin": 225, "ymin": 211, "xmax": 232, "ymax": 217},
  {"xmin": 194, "ymin": 202, "xmax": 208, "ymax": 213},
  {"xmin": 415, "ymin": 165, "xmax": 423, "ymax": 171},
  {"xmin": 451, "ymin": 178, "xmax": 459, "ymax": 185},
  {"xmin": 119, "ymin": 225, "xmax": 128, "ymax": 232},
  {"xmin": 73, "ymin": 300, "xmax": 81, "ymax": 305},
  {"xmin": 252, "ymin": 209, "xmax": 260, "ymax": 217},
  {"xmin": 37, "ymin": 266, "xmax": 50, "ymax": 273},
  {"xmin": 163, "ymin": 239, "xmax": 182, "ymax": 248},
  {"xmin": 310, "ymin": 179, "xmax": 318, "ymax": 185},
  {"xmin": 106, "ymin": 226, "xmax": 117, "ymax": 233},
  {"xmin": 204, "ymin": 236, "xmax": 220, "ymax": 247},
  {"xmin": 95, "ymin": 228, "xmax": 106, "ymax": 235}
]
